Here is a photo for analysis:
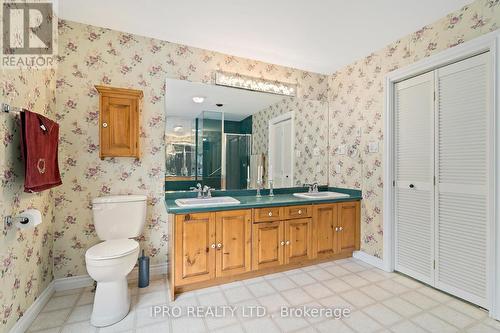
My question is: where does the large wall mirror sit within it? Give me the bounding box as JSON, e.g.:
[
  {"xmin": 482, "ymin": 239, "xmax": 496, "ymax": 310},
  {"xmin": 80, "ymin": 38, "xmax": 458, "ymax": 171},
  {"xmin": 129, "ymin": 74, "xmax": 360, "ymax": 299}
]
[{"xmin": 165, "ymin": 78, "xmax": 329, "ymax": 191}]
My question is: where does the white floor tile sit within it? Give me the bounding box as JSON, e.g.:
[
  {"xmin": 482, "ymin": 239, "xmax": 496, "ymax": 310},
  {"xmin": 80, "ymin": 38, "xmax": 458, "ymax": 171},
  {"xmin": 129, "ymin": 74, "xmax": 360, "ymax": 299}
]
[
  {"xmin": 341, "ymin": 289, "xmax": 375, "ymax": 308},
  {"xmin": 303, "ymin": 283, "xmax": 334, "ymax": 299},
  {"xmin": 268, "ymin": 277, "xmax": 297, "ymax": 291},
  {"xmin": 288, "ymin": 272, "xmax": 317, "ymax": 286},
  {"xmin": 24, "ymin": 259, "xmax": 500, "ymax": 333},
  {"xmin": 343, "ymin": 311, "xmax": 382, "ymax": 333},
  {"xmin": 29, "ymin": 309, "xmax": 71, "ymax": 331},
  {"xmin": 315, "ymin": 319, "xmax": 354, "ymax": 333},
  {"xmin": 281, "ymin": 288, "xmax": 314, "ymax": 306},
  {"xmin": 411, "ymin": 313, "xmax": 459, "ymax": 333},
  {"xmin": 223, "ymin": 286, "xmax": 253, "ymax": 303},
  {"xmin": 67, "ymin": 304, "xmax": 93, "ymax": 323},
  {"xmin": 242, "ymin": 317, "xmax": 280, "ymax": 333},
  {"xmin": 362, "ymin": 303, "xmax": 402, "ymax": 326},
  {"xmin": 247, "ymin": 281, "xmax": 276, "ymax": 298},
  {"xmin": 43, "ymin": 294, "xmax": 80, "ymax": 312},
  {"xmin": 390, "ymin": 320, "xmax": 428, "ymax": 333},
  {"xmin": 431, "ymin": 305, "xmax": 476, "ymax": 328},
  {"xmin": 61, "ymin": 321, "xmax": 97, "ymax": 333}
]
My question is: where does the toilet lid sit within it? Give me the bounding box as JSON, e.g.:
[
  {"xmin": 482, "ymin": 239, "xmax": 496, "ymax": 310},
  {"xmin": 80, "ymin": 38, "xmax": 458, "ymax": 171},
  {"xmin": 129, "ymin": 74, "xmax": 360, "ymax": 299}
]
[{"xmin": 86, "ymin": 239, "xmax": 139, "ymax": 260}]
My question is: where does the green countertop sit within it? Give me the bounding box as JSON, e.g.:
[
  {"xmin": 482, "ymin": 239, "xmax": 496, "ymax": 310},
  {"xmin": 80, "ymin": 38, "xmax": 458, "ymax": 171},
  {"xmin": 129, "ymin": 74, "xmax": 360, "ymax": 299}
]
[{"xmin": 165, "ymin": 187, "xmax": 362, "ymax": 214}]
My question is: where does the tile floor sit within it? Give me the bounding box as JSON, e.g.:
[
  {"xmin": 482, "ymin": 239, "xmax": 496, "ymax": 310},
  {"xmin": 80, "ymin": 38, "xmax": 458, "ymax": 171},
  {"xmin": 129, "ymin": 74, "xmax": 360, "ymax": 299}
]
[{"xmin": 28, "ymin": 258, "xmax": 500, "ymax": 333}]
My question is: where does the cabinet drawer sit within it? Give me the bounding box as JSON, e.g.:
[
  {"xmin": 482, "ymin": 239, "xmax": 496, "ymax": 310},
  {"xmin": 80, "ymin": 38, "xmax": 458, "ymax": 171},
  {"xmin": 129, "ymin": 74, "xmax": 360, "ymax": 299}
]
[
  {"xmin": 253, "ymin": 207, "xmax": 283, "ymax": 222},
  {"xmin": 284, "ymin": 205, "xmax": 312, "ymax": 219}
]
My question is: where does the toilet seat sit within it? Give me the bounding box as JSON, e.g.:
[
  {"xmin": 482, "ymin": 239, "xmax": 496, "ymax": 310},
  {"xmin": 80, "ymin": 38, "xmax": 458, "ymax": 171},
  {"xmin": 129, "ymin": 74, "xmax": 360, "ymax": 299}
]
[{"xmin": 86, "ymin": 239, "xmax": 139, "ymax": 261}]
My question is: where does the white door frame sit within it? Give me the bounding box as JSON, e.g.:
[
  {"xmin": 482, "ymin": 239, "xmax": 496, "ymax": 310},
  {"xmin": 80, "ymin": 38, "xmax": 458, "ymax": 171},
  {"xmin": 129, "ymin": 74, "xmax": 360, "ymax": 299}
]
[
  {"xmin": 384, "ymin": 29, "xmax": 500, "ymax": 319},
  {"xmin": 269, "ymin": 112, "xmax": 295, "ymax": 187}
]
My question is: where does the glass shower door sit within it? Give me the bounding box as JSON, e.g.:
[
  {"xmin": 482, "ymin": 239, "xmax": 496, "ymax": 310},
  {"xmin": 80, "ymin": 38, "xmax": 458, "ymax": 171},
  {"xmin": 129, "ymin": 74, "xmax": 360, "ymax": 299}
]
[{"xmin": 224, "ymin": 134, "xmax": 251, "ymax": 190}]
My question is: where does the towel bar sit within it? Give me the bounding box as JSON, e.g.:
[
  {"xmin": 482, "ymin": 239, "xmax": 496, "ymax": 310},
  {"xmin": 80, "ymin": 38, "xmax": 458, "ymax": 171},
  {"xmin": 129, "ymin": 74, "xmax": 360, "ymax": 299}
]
[{"xmin": 2, "ymin": 102, "xmax": 22, "ymax": 113}]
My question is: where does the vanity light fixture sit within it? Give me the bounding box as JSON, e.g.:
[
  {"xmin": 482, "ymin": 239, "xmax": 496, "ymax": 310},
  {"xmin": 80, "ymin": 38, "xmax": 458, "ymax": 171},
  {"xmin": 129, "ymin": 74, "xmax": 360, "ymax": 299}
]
[
  {"xmin": 215, "ymin": 71, "xmax": 297, "ymax": 97},
  {"xmin": 192, "ymin": 96, "xmax": 205, "ymax": 104}
]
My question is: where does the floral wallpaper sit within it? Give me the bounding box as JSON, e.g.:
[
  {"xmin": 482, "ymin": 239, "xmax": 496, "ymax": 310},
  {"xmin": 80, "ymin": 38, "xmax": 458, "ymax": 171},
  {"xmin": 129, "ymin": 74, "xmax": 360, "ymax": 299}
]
[
  {"xmin": 2, "ymin": 1, "xmax": 500, "ymax": 331},
  {"xmin": 0, "ymin": 67, "xmax": 56, "ymax": 333},
  {"xmin": 53, "ymin": 20, "xmax": 328, "ymax": 278},
  {"xmin": 252, "ymin": 98, "xmax": 329, "ymax": 186},
  {"xmin": 328, "ymin": 0, "xmax": 500, "ymax": 258}
]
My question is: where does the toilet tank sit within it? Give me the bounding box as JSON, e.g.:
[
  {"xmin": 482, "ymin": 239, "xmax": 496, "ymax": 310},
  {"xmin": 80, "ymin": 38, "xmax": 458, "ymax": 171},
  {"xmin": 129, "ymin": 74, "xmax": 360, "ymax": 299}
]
[{"xmin": 92, "ymin": 195, "xmax": 147, "ymax": 240}]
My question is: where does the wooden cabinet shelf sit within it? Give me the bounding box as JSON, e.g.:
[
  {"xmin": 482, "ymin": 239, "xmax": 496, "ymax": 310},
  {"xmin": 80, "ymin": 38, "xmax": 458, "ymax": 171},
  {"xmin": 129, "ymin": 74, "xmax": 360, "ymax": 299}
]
[{"xmin": 168, "ymin": 201, "xmax": 360, "ymax": 300}]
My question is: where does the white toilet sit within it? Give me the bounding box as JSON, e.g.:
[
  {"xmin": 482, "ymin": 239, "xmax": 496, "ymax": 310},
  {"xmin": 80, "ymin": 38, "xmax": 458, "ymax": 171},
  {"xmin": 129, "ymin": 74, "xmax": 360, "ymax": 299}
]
[{"xmin": 85, "ymin": 195, "xmax": 147, "ymax": 327}]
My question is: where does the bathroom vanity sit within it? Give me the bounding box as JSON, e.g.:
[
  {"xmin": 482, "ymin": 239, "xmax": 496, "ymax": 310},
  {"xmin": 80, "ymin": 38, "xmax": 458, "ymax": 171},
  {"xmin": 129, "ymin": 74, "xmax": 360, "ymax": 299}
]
[{"xmin": 165, "ymin": 188, "xmax": 361, "ymax": 300}]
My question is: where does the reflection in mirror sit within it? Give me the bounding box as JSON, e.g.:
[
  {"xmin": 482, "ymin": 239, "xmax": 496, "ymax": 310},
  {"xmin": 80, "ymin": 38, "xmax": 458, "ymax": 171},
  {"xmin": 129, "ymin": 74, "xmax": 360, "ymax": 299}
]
[{"xmin": 165, "ymin": 78, "xmax": 328, "ymax": 191}]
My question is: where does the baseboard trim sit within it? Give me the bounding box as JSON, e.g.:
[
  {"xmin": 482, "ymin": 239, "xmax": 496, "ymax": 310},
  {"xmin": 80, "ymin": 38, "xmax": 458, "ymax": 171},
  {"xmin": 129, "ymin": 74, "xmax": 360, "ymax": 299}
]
[
  {"xmin": 353, "ymin": 251, "xmax": 385, "ymax": 270},
  {"xmin": 53, "ymin": 262, "xmax": 168, "ymax": 291},
  {"xmin": 9, "ymin": 281, "xmax": 55, "ymax": 333}
]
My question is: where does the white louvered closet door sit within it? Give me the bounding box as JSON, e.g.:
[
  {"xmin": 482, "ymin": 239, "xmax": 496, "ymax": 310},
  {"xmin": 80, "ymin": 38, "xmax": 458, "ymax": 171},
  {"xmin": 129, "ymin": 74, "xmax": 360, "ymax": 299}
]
[
  {"xmin": 394, "ymin": 72, "xmax": 435, "ymax": 285},
  {"xmin": 435, "ymin": 52, "xmax": 490, "ymax": 308}
]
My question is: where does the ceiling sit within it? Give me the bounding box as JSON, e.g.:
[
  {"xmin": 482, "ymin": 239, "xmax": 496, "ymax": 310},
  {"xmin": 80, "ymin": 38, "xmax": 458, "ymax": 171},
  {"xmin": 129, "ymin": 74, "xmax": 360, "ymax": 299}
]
[
  {"xmin": 165, "ymin": 79, "xmax": 285, "ymax": 122},
  {"xmin": 59, "ymin": 0, "xmax": 472, "ymax": 74}
]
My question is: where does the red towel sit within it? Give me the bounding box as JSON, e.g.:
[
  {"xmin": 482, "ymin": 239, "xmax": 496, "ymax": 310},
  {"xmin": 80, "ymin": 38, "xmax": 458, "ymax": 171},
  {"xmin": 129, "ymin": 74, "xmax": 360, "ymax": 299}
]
[{"xmin": 20, "ymin": 110, "xmax": 62, "ymax": 192}]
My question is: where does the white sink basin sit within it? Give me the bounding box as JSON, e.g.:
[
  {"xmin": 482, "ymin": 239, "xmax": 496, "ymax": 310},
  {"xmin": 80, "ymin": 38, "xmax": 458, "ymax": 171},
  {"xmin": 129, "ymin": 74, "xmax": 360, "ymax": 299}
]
[
  {"xmin": 175, "ymin": 196, "xmax": 240, "ymax": 207},
  {"xmin": 293, "ymin": 191, "xmax": 350, "ymax": 200}
]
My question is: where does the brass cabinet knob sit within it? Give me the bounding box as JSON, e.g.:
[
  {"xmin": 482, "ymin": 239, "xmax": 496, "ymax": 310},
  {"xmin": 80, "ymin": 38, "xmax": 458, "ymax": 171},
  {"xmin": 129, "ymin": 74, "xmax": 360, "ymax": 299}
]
[
  {"xmin": 217, "ymin": 243, "xmax": 222, "ymax": 248},
  {"xmin": 102, "ymin": 122, "xmax": 108, "ymax": 128},
  {"xmin": 339, "ymin": 227, "xmax": 343, "ymax": 231},
  {"xmin": 298, "ymin": 210, "xmax": 302, "ymax": 214},
  {"xmin": 280, "ymin": 241, "xmax": 285, "ymax": 246},
  {"xmin": 211, "ymin": 244, "xmax": 216, "ymax": 249},
  {"xmin": 335, "ymin": 227, "xmax": 339, "ymax": 232},
  {"xmin": 286, "ymin": 240, "xmax": 290, "ymax": 245},
  {"xmin": 268, "ymin": 212, "xmax": 273, "ymax": 217}
]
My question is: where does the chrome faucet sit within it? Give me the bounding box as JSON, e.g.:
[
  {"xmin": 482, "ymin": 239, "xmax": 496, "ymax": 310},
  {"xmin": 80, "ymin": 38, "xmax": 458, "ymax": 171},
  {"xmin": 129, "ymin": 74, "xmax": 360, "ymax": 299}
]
[
  {"xmin": 202, "ymin": 185, "xmax": 214, "ymax": 198},
  {"xmin": 304, "ymin": 182, "xmax": 319, "ymax": 193},
  {"xmin": 190, "ymin": 183, "xmax": 203, "ymax": 198}
]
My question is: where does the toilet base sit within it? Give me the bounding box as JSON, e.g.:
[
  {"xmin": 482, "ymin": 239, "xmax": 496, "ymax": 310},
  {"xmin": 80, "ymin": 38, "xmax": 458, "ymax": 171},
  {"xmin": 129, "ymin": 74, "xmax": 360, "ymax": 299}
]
[{"xmin": 90, "ymin": 278, "xmax": 130, "ymax": 327}]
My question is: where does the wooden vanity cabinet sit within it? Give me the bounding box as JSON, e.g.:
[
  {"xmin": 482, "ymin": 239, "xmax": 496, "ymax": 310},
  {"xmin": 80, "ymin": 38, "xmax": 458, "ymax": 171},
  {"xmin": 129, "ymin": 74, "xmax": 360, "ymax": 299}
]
[
  {"xmin": 338, "ymin": 201, "xmax": 361, "ymax": 253},
  {"xmin": 95, "ymin": 85, "xmax": 143, "ymax": 159},
  {"xmin": 284, "ymin": 218, "xmax": 313, "ymax": 264},
  {"xmin": 174, "ymin": 212, "xmax": 216, "ymax": 286},
  {"xmin": 215, "ymin": 210, "xmax": 252, "ymax": 277},
  {"xmin": 313, "ymin": 204, "xmax": 339, "ymax": 258},
  {"xmin": 252, "ymin": 221, "xmax": 284, "ymax": 270},
  {"xmin": 170, "ymin": 201, "xmax": 360, "ymax": 299},
  {"xmin": 174, "ymin": 210, "xmax": 252, "ymax": 286}
]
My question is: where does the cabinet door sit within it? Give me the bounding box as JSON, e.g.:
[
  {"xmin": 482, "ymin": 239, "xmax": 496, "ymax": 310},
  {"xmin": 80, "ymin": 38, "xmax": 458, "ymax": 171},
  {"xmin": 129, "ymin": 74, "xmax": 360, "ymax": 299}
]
[
  {"xmin": 215, "ymin": 210, "xmax": 252, "ymax": 277},
  {"xmin": 337, "ymin": 202, "xmax": 360, "ymax": 253},
  {"xmin": 101, "ymin": 96, "xmax": 138, "ymax": 158},
  {"xmin": 174, "ymin": 213, "xmax": 216, "ymax": 285},
  {"xmin": 252, "ymin": 221, "xmax": 284, "ymax": 270},
  {"xmin": 96, "ymin": 85, "xmax": 142, "ymax": 159},
  {"xmin": 284, "ymin": 218, "xmax": 312, "ymax": 264},
  {"xmin": 312, "ymin": 204, "xmax": 338, "ymax": 258}
]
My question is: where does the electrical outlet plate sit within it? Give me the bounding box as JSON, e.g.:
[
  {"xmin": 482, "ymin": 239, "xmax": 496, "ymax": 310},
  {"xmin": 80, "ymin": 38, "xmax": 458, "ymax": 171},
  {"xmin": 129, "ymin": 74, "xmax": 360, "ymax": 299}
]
[{"xmin": 368, "ymin": 141, "xmax": 379, "ymax": 153}]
